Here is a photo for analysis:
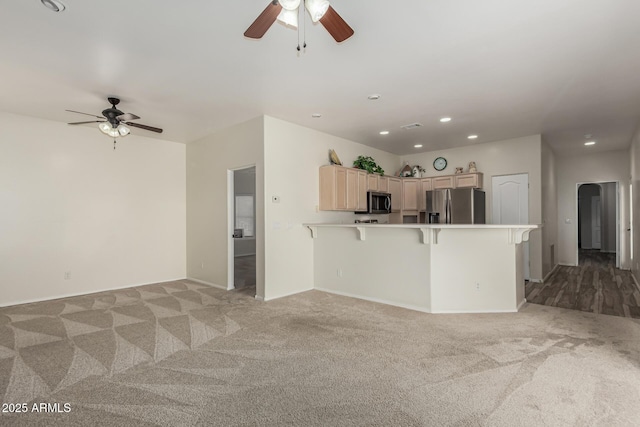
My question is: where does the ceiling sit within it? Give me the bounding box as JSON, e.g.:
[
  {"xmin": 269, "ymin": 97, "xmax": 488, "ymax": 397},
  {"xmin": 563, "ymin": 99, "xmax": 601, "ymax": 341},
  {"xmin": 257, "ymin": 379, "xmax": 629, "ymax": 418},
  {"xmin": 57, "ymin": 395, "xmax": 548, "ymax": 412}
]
[{"xmin": 2, "ymin": 1, "xmax": 640, "ymax": 156}]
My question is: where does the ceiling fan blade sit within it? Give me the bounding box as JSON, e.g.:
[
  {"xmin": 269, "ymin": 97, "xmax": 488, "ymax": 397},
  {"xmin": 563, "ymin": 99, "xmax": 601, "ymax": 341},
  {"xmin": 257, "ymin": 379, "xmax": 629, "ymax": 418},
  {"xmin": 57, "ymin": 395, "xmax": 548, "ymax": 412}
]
[
  {"xmin": 66, "ymin": 109, "xmax": 104, "ymax": 119},
  {"xmin": 319, "ymin": 6, "xmax": 354, "ymax": 43},
  {"xmin": 125, "ymin": 122, "xmax": 163, "ymax": 133},
  {"xmin": 117, "ymin": 113, "xmax": 140, "ymax": 121},
  {"xmin": 68, "ymin": 120, "xmax": 106, "ymax": 125},
  {"xmin": 244, "ymin": 1, "xmax": 282, "ymax": 39}
]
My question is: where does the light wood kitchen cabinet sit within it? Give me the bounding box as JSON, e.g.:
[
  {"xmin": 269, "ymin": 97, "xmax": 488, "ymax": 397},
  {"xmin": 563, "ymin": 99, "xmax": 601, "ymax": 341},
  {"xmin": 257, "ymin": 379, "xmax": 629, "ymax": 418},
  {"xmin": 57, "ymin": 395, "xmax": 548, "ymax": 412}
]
[
  {"xmin": 346, "ymin": 169, "xmax": 358, "ymax": 210},
  {"xmin": 388, "ymin": 177, "xmax": 402, "ymax": 212},
  {"xmin": 418, "ymin": 178, "xmax": 432, "ymax": 211},
  {"xmin": 454, "ymin": 172, "xmax": 483, "ymax": 189},
  {"xmin": 367, "ymin": 174, "xmax": 379, "ymax": 191},
  {"xmin": 402, "ymin": 179, "xmax": 420, "ymax": 211},
  {"xmin": 432, "ymin": 175, "xmax": 455, "ymax": 189},
  {"xmin": 319, "ymin": 165, "xmax": 367, "ymax": 211},
  {"xmin": 357, "ymin": 170, "xmax": 367, "ymax": 211},
  {"xmin": 378, "ymin": 176, "xmax": 389, "ymax": 192}
]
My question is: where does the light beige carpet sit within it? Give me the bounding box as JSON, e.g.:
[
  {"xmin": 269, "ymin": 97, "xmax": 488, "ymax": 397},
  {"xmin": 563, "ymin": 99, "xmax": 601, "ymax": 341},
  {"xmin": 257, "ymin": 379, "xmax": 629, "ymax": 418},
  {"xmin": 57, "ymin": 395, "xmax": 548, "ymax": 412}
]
[{"xmin": 1, "ymin": 280, "xmax": 640, "ymax": 426}]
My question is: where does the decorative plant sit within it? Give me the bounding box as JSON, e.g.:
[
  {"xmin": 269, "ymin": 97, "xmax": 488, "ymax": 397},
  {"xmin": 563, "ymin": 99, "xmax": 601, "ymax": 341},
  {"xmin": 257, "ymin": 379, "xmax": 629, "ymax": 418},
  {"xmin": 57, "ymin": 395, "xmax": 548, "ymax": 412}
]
[{"xmin": 353, "ymin": 155, "xmax": 384, "ymax": 175}]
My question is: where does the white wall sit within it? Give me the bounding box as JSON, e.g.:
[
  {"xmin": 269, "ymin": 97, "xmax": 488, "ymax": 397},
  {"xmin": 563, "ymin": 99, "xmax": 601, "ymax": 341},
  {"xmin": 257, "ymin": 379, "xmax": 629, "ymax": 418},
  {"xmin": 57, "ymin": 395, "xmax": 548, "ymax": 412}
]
[
  {"xmin": 313, "ymin": 227, "xmax": 431, "ymax": 312},
  {"xmin": 601, "ymin": 182, "xmax": 618, "ymax": 253},
  {"xmin": 0, "ymin": 112, "xmax": 186, "ymax": 306},
  {"xmin": 186, "ymin": 117, "xmax": 265, "ymax": 297},
  {"xmin": 263, "ymin": 116, "xmax": 401, "ymax": 300},
  {"xmin": 629, "ymin": 124, "xmax": 640, "ymax": 276},
  {"xmin": 556, "ymin": 150, "xmax": 630, "ymax": 268},
  {"xmin": 401, "ymin": 135, "xmax": 544, "ymax": 280},
  {"xmin": 541, "ymin": 140, "xmax": 558, "ymax": 278}
]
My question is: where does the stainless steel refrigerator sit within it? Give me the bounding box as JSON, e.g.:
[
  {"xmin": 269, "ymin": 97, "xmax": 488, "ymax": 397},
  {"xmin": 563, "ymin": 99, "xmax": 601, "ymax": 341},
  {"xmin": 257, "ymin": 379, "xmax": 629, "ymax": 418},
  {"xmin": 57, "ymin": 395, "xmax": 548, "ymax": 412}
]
[{"xmin": 426, "ymin": 188, "xmax": 485, "ymax": 224}]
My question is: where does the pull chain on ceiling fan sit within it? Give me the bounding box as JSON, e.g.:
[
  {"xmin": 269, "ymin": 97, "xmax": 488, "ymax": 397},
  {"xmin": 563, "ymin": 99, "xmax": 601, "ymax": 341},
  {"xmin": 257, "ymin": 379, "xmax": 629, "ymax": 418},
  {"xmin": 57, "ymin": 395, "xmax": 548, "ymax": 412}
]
[{"xmin": 244, "ymin": 0, "xmax": 353, "ymax": 44}]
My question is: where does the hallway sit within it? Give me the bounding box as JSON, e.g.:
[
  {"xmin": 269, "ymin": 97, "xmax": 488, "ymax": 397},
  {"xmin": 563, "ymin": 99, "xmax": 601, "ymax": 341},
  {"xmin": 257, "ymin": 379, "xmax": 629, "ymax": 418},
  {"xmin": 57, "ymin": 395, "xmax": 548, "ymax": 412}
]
[{"xmin": 525, "ymin": 250, "xmax": 640, "ymax": 319}]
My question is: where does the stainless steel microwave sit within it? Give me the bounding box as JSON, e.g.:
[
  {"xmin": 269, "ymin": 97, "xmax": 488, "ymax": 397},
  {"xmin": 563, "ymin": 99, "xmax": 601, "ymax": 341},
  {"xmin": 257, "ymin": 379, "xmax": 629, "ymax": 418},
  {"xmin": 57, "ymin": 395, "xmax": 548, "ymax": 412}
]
[{"xmin": 357, "ymin": 191, "xmax": 391, "ymax": 214}]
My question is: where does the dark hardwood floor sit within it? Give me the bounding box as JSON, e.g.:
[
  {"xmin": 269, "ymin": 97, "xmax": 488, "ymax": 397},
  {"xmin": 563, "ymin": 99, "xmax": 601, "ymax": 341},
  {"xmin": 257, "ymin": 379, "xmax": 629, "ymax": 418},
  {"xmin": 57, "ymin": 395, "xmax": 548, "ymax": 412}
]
[
  {"xmin": 234, "ymin": 254, "xmax": 256, "ymax": 289},
  {"xmin": 525, "ymin": 250, "xmax": 640, "ymax": 319}
]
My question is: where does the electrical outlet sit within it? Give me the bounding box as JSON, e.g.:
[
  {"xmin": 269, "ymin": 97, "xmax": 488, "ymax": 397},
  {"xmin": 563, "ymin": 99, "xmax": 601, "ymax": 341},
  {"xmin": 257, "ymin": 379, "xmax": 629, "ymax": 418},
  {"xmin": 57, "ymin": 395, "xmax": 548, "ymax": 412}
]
[
  {"xmin": 476, "ymin": 283, "xmax": 480, "ymax": 291},
  {"xmin": 64, "ymin": 271, "xmax": 71, "ymax": 280},
  {"xmin": 337, "ymin": 268, "xmax": 343, "ymax": 277}
]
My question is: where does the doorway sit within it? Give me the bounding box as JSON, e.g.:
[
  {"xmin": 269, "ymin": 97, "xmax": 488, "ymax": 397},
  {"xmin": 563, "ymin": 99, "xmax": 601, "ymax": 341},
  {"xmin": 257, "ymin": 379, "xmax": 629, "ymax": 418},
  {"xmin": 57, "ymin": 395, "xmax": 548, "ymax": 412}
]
[
  {"xmin": 229, "ymin": 166, "xmax": 256, "ymax": 291},
  {"xmin": 492, "ymin": 173, "xmax": 530, "ymax": 280},
  {"xmin": 577, "ymin": 182, "xmax": 619, "ymax": 267}
]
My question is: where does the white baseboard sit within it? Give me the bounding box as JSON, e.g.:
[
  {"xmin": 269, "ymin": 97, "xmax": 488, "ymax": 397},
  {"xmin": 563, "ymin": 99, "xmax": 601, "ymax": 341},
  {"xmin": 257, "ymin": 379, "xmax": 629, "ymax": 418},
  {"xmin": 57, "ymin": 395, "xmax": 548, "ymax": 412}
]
[
  {"xmin": 430, "ymin": 308, "xmax": 519, "ymax": 314},
  {"xmin": 517, "ymin": 298, "xmax": 527, "ymax": 311},
  {"xmin": 0, "ymin": 276, "xmax": 189, "ymax": 308},
  {"xmin": 254, "ymin": 295, "xmax": 265, "ymax": 302},
  {"xmin": 316, "ymin": 287, "xmax": 522, "ymax": 314},
  {"xmin": 542, "ymin": 264, "xmax": 560, "ymax": 283},
  {"xmin": 528, "ymin": 278, "xmax": 543, "ymax": 284},
  {"xmin": 186, "ymin": 277, "xmax": 228, "ymax": 290},
  {"xmin": 315, "ymin": 287, "xmax": 430, "ymax": 313},
  {"xmin": 263, "ymin": 287, "xmax": 313, "ymax": 302}
]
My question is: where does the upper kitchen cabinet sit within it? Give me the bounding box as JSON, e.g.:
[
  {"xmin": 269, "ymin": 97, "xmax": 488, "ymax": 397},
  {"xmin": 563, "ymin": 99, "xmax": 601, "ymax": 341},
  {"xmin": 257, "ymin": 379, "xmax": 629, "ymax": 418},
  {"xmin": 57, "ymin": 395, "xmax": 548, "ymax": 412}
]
[
  {"xmin": 418, "ymin": 178, "xmax": 432, "ymax": 211},
  {"xmin": 378, "ymin": 176, "xmax": 389, "ymax": 193},
  {"xmin": 367, "ymin": 174, "xmax": 379, "ymax": 191},
  {"xmin": 319, "ymin": 165, "xmax": 367, "ymax": 212},
  {"xmin": 388, "ymin": 177, "xmax": 402, "ymax": 212},
  {"xmin": 402, "ymin": 179, "xmax": 420, "ymax": 211},
  {"xmin": 454, "ymin": 172, "xmax": 483, "ymax": 189},
  {"xmin": 432, "ymin": 176, "xmax": 455, "ymax": 190}
]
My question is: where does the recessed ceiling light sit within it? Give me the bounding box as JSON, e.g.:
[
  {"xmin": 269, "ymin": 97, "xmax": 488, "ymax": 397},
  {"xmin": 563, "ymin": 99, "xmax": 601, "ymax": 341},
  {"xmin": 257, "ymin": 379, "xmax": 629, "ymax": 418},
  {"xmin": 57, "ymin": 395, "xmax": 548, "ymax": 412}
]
[
  {"xmin": 368, "ymin": 94, "xmax": 381, "ymax": 100},
  {"xmin": 440, "ymin": 117, "xmax": 452, "ymax": 123},
  {"xmin": 311, "ymin": 113, "xmax": 322, "ymax": 118},
  {"xmin": 585, "ymin": 141, "xmax": 596, "ymax": 146},
  {"xmin": 379, "ymin": 131, "xmax": 389, "ymax": 135},
  {"xmin": 414, "ymin": 144, "xmax": 423, "ymax": 148},
  {"xmin": 468, "ymin": 135, "xmax": 478, "ymax": 139},
  {"xmin": 41, "ymin": 0, "xmax": 65, "ymax": 12}
]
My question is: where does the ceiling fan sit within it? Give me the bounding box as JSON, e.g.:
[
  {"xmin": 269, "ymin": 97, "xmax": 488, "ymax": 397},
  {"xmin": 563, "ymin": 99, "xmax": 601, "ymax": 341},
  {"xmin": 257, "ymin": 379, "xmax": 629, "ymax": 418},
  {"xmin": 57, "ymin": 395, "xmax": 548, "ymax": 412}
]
[
  {"xmin": 244, "ymin": 0, "xmax": 354, "ymax": 43},
  {"xmin": 67, "ymin": 97, "xmax": 163, "ymax": 147}
]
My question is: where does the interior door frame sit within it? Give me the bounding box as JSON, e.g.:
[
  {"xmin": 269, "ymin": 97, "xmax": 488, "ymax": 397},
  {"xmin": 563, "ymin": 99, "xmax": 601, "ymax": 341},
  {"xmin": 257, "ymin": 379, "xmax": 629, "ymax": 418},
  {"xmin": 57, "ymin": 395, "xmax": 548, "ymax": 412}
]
[
  {"xmin": 227, "ymin": 164, "xmax": 257, "ymax": 291},
  {"xmin": 575, "ymin": 181, "xmax": 620, "ymax": 267}
]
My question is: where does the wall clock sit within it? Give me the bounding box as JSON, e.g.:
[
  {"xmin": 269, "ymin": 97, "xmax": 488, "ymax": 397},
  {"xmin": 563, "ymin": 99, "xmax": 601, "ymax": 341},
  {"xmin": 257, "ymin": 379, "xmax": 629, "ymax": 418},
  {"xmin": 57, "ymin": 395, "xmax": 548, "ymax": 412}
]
[{"xmin": 433, "ymin": 157, "xmax": 447, "ymax": 171}]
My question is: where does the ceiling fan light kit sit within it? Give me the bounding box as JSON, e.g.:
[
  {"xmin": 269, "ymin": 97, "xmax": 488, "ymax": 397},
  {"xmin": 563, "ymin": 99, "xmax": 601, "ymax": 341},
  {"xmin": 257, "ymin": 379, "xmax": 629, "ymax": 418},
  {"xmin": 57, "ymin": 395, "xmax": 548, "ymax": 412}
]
[
  {"xmin": 277, "ymin": 8, "xmax": 298, "ymax": 28},
  {"xmin": 244, "ymin": 0, "xmax": 353, "ymax": 44},
  {"xmin": 98, "ymin": 122, "xmax": 130, "ymax": 138},
  {"xmin": 305, "ymin": 0, "xmax": 330, "ymax": 22},
  {"xmin": 279, "ymin": 0, "xmax": 301, "ymax": 10}
]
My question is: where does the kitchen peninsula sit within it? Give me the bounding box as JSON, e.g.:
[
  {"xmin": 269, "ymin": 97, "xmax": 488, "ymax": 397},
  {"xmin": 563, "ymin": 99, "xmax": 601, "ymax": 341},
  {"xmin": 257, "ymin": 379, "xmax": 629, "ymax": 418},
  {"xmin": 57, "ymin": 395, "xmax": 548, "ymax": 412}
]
[{"xmin": 304, "ymin": 223, "xmax": 540, "ymax": 314}]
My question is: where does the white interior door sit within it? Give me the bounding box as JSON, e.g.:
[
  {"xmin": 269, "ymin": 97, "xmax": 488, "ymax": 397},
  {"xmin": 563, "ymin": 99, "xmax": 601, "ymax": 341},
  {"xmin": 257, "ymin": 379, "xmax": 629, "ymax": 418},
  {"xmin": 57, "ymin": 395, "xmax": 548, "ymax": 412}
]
[
  {"xmin": 591, "ymin": 196, "xmax": 601, "ymax": 250},
  {"xmin": 492, "ymin": 174, "xmax": 530, "ymax": 279}
]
